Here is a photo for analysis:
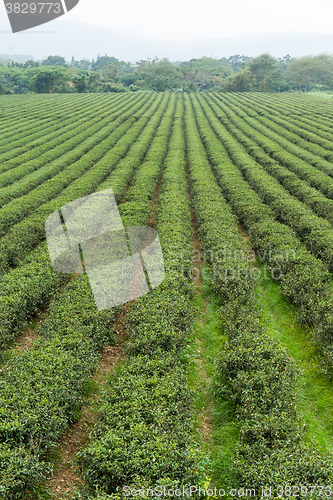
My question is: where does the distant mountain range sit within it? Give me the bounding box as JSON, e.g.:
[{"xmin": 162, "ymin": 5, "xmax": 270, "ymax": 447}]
[
  {"xmin": 0, "ymin": 53, "xmax": 34, "ymax": 62},
  {"xmin": 0, "ymin": 9, "xmax": 333, "ymax": 62}
]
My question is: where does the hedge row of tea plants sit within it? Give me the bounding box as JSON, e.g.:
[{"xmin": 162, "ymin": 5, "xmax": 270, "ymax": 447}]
[
  {"xmin": 0, "ymin": 98, "xmax": 136, "ymax": 210},
  {"xmin": 201, "ymin": 94, "xmax": 333, "ymax": 272},
  {"xmin": 272, "ymin": 111, "xmax": 333, "ymax": 139},
  {"xmin": 206, "ymin": 96, "xmax": 333, "ymax": 227},
  {"xmin": 184, "ymin": 93, "xmax": 333, "ymax": 492},
  {"xmin": 0, "ymin": 93, "xmax": 157, "ymax": 275},
  {"xmin": 0, "ymin": 93, "xmax": 170, "ymax": 351},
  {"xmin": 77, "ymin": 95, "xmax": 206, "ymax": 495},
  {"xmin": 0, "ymin": 274, "xmax": 117, "ymax": 499},
  {"xmin": 213, "ymin": 93, "xmax": 333, "ymax": 181},
  {"xmin": 0, "ymin": 95, "xmax": 126, "ymax": 179},
  {"xmin": 0, "ymin": 96, "xmax": 104, "ymax": 151},
  {"xmin": 0, "ymin": 94, "xmax": 110, "ymax": 128},
  {"xmin": 0, "ymin": 94, "xmax": 108, "ymax": 166},
  {"xmin": 214, "ymin": 94, "xmax": 333, "ymax": 201},
  {"xmin": 0, "ymin": 248, "xmax": 70, "ymax": 353},
  {"xmin": 256, "ymin": 107, "xmax": 333, "ymax": 153},
  {"xmin": 0, "ymin": 93, "xmax": 79, "ymax": 128},
  {"xmin": 0, "ymin": 94, "xmax": 93, "ymax": 153},
  {"xmin": 208, "ymin": 98, "xmax": 333, "ymax": 225},
  {"xmin": 96, "ymin": 93, "xmax": 172, "ymax": 203},
  {"xmin": 239, "ymin": 113, "xmax": 333, "ymax": 177},
  {"xmin": 234, "ymin": 93, "xmax": 333, "ymax": 147},
  {"xmin": 190, "ymin": 93, "xmax": 333, "ymax": 349},
  {"xmin": 0, "ymin": 95, "xmax": 148, "ymax": 236},
  {"xmin": 226, "ymin": 93, "xmax": 294, "ymax": 117},
  {"xmin": 0, "ymin": 94, "xmax": 137, "ymax": 188},
  {"xmin": 266, "ymin": 92, "xmax": 333, "ymax": 115},
  {"xmin": 238, "ymin": 92, "xmax": 333, "ymax": 120},
  {"xmin": 223, "ymin": 93, "xmax": 333, "ymax": 157},
  {"xmin": 0, "ymin": 93, "xmax": 176, "ymax": 498}
]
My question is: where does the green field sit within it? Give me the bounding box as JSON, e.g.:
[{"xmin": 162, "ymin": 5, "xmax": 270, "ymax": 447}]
[{"xmin": 2, "ymin": 92, "xmax": 333, "ymax": 499}]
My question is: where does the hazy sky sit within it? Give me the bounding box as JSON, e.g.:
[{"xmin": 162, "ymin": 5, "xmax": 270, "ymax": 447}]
[
  {"xmin": 0, "ymin": 0, "xmax": 331, "ymax": 40},
  {"xmin": 61, "ymin": 0, "xmax": 333, "ymax": 40},
  {"xmin": 0, "ymin": 1, "xmax": 330, "ymax": 66}
]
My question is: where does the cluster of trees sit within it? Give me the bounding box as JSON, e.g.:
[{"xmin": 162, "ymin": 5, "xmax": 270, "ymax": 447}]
[
  {"xmin": 0, "ymin": 52, "xmax": 332, "ymax": 94},
  {"xmin": 0, "ymin": 55, "xmax": 234, "ymax": 94},
  {"xmin": 224, "ymin": 53, "xmax": 333, "ymax": 92}
]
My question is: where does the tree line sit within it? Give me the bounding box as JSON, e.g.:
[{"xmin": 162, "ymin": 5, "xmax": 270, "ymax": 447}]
[{"xmin": 0, "ymin": 52, "xmax": 332, "ymax": 94}]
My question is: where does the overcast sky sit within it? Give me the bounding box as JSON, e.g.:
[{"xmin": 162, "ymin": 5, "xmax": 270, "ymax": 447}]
[
  {"xmin": 0, "ymin": 0, "xmax": 331, "ymax": 60},
  {"xmin": 60, "ymin": 0, "xmax": 333, "ymax": 40}
]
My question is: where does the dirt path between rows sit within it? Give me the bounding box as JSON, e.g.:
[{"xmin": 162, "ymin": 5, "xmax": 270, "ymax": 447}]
[
  {"xmin": 44, "ymin": 305, "xmax": 130, "ymax": 498},
  {"xmin": 43, "ymin": 173, "xmax": 165, "ymax": 498},
  {"xmin": 185, "ymin": 168, "xmax": 214, "ymax": 452}
]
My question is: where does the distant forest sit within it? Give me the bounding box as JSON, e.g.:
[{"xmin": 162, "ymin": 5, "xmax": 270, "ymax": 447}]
[{"xmin": 0, "ymin": 52, "xmax": 332, "ymax": 94}]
